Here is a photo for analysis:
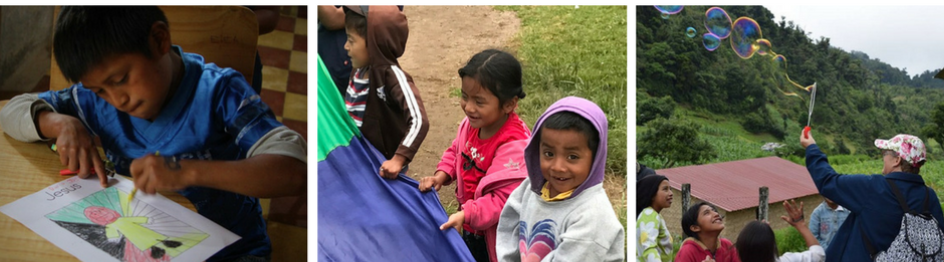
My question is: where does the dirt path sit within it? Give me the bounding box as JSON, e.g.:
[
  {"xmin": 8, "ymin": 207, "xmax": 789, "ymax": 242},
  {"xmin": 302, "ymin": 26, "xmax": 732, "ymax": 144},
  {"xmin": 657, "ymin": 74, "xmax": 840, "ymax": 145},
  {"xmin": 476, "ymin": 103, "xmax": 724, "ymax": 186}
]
[{"xmin": 397, "ymin": 6, "xmax": 520, "ymax": 208}]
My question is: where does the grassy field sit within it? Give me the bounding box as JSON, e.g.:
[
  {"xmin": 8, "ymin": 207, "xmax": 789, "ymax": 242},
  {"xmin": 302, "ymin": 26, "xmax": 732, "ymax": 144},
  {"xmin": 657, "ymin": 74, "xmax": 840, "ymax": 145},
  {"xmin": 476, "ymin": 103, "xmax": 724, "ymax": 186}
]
[
  {"xmin": 494, "ymin": 5, "xmax": 628, "ymax": 227},
  {"xmin": 496, "ymin": 5, "xmax": 628, "ymax": 176},
  {"xmin": 638, "ymin": 107, "xmax": 779, "ymax": 168}
]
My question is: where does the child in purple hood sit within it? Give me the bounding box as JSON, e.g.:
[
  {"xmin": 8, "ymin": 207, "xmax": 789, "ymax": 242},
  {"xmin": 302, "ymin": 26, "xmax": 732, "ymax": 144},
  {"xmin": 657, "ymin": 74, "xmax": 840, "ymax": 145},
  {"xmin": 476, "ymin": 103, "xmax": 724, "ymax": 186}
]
[{"xmin": 495, "ymin": 96, "xmax": 624, "ymax": 261}]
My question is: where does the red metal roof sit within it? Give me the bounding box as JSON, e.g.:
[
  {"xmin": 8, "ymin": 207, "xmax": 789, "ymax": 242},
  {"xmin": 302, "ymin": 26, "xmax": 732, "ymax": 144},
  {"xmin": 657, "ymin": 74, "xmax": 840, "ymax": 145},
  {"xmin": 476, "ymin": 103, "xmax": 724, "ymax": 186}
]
[{"xmin": 656, "ymin": 156, "xmax": 819, "ymax": 212}]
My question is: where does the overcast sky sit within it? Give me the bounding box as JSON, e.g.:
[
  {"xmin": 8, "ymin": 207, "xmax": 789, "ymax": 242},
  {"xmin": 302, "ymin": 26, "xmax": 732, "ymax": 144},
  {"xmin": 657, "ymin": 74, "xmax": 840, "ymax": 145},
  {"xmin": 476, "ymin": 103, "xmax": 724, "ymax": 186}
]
[{"xmin": 762, "ymin": 5, "xmax": 944, "ymax": 77}]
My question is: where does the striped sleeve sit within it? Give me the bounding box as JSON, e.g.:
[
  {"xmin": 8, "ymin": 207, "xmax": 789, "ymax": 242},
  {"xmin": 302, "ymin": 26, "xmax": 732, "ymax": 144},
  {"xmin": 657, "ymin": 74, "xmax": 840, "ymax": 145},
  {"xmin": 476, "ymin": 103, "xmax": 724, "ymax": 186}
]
[
  {"xmin": 217, "ymin": 71, "xmax": 283, "ymax": 153},
  {"xmin": 388, "ymin": 65, "xmax": 429, "ymax": 162}
]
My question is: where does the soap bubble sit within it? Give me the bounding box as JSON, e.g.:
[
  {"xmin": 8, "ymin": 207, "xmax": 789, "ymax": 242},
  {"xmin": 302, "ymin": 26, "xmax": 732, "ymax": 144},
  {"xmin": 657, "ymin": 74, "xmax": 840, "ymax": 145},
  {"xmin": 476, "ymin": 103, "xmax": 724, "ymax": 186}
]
[
  {"xmin": 703, "ymin": 33, "xmax": 721, "ymax": 51},
  {"xmin": 730, "ymin": 17, "xmax": 762, "ymax": 59},
  {"xmin": 705, "ymin": 7, "xmax": 732, "ymax": 39}
]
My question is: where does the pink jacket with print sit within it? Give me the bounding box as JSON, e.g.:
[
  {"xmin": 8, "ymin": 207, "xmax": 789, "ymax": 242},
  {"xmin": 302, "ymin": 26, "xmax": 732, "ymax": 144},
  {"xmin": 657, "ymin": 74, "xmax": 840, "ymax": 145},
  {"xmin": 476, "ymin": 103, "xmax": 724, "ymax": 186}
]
[{"xmin": 435, "ymin": 117, "xmax": 529, "ymax": 262}]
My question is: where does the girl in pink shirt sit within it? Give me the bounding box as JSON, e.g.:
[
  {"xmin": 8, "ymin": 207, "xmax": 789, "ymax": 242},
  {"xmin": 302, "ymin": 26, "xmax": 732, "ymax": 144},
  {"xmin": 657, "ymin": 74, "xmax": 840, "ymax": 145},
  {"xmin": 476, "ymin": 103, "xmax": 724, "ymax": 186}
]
[{"xmin": 419, "ymin": 49, "xmax": 530, "ymax": 262}]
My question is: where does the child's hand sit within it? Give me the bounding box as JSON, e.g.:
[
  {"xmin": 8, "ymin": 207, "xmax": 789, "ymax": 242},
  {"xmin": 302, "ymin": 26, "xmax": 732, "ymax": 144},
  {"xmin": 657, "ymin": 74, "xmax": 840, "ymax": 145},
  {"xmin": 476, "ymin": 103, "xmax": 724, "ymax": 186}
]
[
  {"xmin": 379, "ymin": 155, "xmax": 406, "ymax": 179},
  {"xmin": 799, "ymin": 129, "xmax": 817, "ymax": 149},
  {"xmin": 439, "ymin": 210, "xmax": 465, "ymax": 232},
  {"xmin": 130, "ymin": 154, "xmax": 190, "ymax": 194},
  {"xmin": 44, "ymin": 112, "xmax": 107, "ymax": 187},
  {"xmin": 701, "ymin": 255, "xmax": 715, "ymax": 262},
  {"xmin": 780, "ymin": 199, "xmax": 806, "ymax": 228},
  {"xmin": 418, "ymin": 171, "xmax": 449, "ymax": 192}
]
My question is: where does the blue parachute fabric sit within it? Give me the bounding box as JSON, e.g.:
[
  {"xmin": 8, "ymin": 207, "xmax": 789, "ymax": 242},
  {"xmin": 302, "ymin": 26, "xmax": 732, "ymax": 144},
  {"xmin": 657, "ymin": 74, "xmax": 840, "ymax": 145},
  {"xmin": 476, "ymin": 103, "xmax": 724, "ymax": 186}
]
[{"xmin": 317, "ymin": 131, "xmax": 475, "ymax": 261}]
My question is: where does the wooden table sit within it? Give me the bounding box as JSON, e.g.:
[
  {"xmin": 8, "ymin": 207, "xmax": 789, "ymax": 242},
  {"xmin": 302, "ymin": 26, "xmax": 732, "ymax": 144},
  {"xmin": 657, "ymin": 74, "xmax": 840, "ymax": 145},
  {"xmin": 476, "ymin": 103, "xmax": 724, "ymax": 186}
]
[{"xmin": 0, "ymin": 100, "xmax": 197, "ymax": 261}]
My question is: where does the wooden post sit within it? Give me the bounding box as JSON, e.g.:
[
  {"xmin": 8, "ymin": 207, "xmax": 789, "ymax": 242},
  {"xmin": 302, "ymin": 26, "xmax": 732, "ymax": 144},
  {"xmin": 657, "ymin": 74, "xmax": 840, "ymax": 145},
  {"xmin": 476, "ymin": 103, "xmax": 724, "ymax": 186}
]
[
  {"xmin": 758, "ymin": 186, "xmax": 769, "ymax": 221},
  {"xmin": 682, "ymin": 183, "xmax": 691, "ymax": 213}
]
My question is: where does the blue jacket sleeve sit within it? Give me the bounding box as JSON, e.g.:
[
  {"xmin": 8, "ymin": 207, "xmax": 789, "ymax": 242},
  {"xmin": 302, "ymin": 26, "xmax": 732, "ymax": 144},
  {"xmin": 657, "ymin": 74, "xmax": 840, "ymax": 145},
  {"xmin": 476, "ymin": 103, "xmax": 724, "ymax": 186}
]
[
  {"xmin": 214, "ymin": 71, "xmax": 283, "ymax": 152},
  {"xmin": 805, "ymin": 144, "xmax": 876, "ymax": 213},
  {"xmin": 37, "ymin": 85, "xmax": 98, "ymax": 136},
  {"xmin": 38, "ymin": 86, "xmax": 80, "ymax": 118}
]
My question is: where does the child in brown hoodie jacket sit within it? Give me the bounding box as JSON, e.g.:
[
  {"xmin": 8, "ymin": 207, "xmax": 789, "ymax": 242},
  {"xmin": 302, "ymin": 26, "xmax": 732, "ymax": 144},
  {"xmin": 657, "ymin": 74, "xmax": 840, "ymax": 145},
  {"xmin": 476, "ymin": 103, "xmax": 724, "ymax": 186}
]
[{"xmin": 342, "ymin": 5, "xmax": 429, "ymax": 179}]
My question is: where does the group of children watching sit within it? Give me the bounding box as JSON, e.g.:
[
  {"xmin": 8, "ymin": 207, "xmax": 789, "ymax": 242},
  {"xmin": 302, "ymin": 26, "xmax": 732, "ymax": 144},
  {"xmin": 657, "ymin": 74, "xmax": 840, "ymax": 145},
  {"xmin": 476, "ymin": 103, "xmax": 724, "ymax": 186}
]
[
  {"xmin": 637, "ymin": 131, "xmax": 944, "ymax": 262},
  {"xmin": 636, "ymin": 176, "xmax": 824, "ymax": 262}
]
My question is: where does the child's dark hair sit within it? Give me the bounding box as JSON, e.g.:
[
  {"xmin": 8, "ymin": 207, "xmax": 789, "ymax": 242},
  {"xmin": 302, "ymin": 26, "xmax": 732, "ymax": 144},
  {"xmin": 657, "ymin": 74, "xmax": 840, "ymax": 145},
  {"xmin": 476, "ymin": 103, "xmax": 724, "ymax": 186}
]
[
  {"xmin": 343, "ymin": 7, "xmax": 368, "ymax": 38},
  {"xmin": 541, "ymin": 112, "xmax": 599, "ymax": 156},
  {"xmin": 636, "ymin": 174, "xmax": 668, "ymax": 216},
  {"xmin": 681, "ymin": 202, "xmax": 719, "ymax": 240},
  {"xmin": 458, "ymin": 49, "xmax": 526, "ymax": 107},
  {"xmin": 53, "ymin": 6, "xmax": 168, "ymax": 83},
  {"xmin": 735, "ymin": 221, "xmax": 778, "ymax": 262}
]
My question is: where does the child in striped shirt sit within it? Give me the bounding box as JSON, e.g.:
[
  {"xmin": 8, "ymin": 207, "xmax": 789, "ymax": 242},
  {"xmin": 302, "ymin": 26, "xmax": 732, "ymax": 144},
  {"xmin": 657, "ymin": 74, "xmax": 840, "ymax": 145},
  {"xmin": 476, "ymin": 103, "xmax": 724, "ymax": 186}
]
[{"xmin": 342, "ymin": 5, "xmax": 428, "ymax": 178}]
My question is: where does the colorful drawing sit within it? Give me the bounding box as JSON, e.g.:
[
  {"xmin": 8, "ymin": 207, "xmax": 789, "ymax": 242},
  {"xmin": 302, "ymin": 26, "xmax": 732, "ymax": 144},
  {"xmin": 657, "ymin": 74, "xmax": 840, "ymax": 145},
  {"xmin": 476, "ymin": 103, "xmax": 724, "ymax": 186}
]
[{"xmin": 45, "ymin": 187, "xmax": 209, "ymax": 261}]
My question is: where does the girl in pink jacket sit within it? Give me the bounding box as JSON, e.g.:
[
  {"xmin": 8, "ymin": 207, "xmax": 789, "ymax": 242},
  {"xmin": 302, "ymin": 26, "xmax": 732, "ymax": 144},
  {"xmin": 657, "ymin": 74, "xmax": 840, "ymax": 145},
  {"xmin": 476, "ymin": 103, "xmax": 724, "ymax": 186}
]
[{"xmin": 419, "ymin": 49, "xmax": 530, "ymax": 262}]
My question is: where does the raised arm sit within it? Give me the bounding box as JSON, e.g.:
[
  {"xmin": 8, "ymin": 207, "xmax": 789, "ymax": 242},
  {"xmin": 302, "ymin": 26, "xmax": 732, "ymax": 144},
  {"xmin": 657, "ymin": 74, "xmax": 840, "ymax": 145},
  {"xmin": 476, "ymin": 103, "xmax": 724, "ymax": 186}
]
[
  {"xmin": 802, "ymin": 131, "xmax": 875, "ymax": 213},
  {"xmin": 781, "ymin": 200, "xmax": 820, "ymax": 248}
]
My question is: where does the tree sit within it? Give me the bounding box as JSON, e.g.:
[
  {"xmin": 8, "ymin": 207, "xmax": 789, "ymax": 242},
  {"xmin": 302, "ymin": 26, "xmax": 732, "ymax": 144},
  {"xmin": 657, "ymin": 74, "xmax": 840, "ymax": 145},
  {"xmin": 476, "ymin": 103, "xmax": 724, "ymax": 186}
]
[
  {"xmin": 637, "ymin": 95, "xmax": 676, "ymax": 125},
  {"xmin": 834, "ymin": 137, "xmax": 851, "ymax": 155},
  {"xmin": 742, "ymin": 107, "xmax": 785, "ymax": 139},
  {"xmin": 638, "ymin": 117, "xmax": 717, "ymax": 168},
  {"xmin": 921, "ymin": 102, "xmax": 944, "ymax": 153}
]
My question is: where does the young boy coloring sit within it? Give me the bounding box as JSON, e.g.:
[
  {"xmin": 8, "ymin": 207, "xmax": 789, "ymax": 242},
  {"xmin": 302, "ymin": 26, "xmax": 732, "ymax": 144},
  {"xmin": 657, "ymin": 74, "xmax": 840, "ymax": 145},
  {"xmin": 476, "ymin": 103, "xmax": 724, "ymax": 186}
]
[{"xmin": 0, "ymin": 6, "xmax": 306, "ymax": 261}]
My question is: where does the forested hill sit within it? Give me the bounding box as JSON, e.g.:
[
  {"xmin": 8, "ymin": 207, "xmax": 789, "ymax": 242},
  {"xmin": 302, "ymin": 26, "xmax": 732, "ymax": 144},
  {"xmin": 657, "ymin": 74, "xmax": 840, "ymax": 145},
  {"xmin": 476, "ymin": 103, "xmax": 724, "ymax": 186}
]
[
  {"xmin": 849, "ymin": 50, "xmax": 944, "ymax": 89},
  {"xmin": 636, "ymin": 5, "xmax": 944, "ymax": 156}
]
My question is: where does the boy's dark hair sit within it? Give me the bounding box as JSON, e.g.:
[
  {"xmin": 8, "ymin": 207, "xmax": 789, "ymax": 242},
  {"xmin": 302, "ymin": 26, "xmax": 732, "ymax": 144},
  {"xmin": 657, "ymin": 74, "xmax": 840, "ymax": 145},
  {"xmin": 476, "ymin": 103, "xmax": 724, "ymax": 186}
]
[
  {"xmin": 735, "ymin": 221, "xmax": 778, "ymax": 262},
  {"xmin": 458, "ymin": 49, "xmax": 526, "ymax": 107},
  {"xmin": 682, "ymin": 202, "xmax": 719, "ymax": 240},
  {"xmin": 540, "ymin": 112, "xmax": 599, "ymax": 156},
  {"xmin": 343, "ymin": 7, "xmax": 368, "ymax": 39},
  {"xmin": 53, "ymin": 6, "xmax": 168, "ymax": 83},
  {"xmin": 636, "ymin": 174, "xmax": 668, "ymax": 216}
]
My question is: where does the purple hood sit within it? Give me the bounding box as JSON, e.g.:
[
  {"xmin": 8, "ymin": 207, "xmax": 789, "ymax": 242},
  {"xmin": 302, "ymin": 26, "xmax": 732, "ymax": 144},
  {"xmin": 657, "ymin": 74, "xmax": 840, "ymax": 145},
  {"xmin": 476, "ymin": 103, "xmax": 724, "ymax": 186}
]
[{"xmin": 524, "ymin": 96, "xmax": 608, "ymax": 199}]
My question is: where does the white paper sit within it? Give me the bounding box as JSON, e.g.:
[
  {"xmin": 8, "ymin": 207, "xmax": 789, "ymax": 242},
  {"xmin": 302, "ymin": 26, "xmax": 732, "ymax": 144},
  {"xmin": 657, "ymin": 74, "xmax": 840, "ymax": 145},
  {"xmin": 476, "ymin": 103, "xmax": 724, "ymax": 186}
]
[{"xmin": 0, "ymin": 175, "xmax": 240, "ymax": 261}]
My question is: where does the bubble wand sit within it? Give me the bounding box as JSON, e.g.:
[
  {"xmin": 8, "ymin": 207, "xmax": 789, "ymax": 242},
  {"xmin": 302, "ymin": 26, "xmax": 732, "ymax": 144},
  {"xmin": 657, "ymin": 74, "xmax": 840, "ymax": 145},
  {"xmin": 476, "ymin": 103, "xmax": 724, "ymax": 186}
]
[{"xmin": 803, "ymin": 82, "xmax": 816, "ymax": 138}]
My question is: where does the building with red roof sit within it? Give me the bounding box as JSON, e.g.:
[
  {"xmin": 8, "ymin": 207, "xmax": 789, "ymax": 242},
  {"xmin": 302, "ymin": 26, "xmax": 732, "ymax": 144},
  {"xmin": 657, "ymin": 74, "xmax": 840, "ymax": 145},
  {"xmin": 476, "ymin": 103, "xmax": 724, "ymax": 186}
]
[{"xmin": 654, "ymin": 156, "xmax": 823, "ymax": 240}]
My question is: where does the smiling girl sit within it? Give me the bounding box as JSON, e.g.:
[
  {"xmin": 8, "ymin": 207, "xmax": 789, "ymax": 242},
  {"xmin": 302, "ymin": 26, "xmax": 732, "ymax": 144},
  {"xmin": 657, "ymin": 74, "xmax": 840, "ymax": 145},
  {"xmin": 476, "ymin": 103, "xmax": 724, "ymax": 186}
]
[
  {"xmin": 418, "ymin": 49, "xmax": 530, "ymax": 262},
  {"xmin": 676, "ymin": 202, "xmax": 741, "ymax": 262}
]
